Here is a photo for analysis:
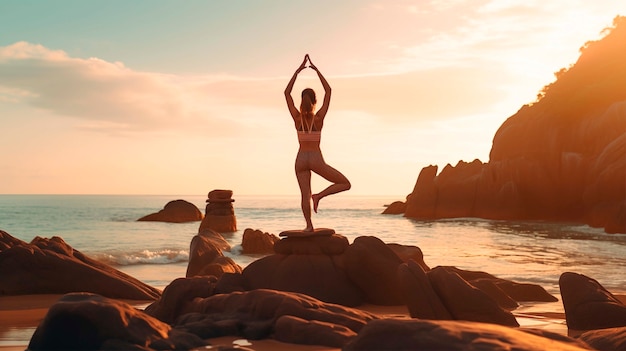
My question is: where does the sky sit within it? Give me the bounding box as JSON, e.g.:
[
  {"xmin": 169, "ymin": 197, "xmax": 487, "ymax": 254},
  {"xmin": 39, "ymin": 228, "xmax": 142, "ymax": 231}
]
[{"xmin": 0, "ymin": 1, "xmax": 624, "ymax": 197}]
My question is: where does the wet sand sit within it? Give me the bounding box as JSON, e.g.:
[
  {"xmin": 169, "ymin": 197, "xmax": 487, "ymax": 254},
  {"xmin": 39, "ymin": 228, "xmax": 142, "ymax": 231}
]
[{"xmin": 1, "ymin": 294, "xmax": 624, "ymax": 350}]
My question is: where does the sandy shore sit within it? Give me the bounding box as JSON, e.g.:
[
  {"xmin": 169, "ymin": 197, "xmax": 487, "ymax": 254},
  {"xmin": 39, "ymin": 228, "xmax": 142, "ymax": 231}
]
[{"xmin": 1, "ymin": 294, "xmax": 624, "ymax": 350}]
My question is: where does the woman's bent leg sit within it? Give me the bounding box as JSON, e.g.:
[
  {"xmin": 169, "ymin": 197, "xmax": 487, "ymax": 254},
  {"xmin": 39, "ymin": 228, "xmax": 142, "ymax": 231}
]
[{"xmin": 310, "ymin": 154, "xmax": 351, "ymax": 213}]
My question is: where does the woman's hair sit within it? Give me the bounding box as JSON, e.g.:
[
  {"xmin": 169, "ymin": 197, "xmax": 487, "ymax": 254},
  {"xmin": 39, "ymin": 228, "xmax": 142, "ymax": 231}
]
[{"xmin": 300, "ymin": 88, "xmax": 317, "ymax": 117}]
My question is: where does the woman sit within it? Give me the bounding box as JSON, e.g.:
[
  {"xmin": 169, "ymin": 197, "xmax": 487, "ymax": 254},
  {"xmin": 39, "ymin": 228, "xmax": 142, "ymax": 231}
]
[{"xmin": 284, "ymin": 55, "xmax": 351, "ymax": 232}]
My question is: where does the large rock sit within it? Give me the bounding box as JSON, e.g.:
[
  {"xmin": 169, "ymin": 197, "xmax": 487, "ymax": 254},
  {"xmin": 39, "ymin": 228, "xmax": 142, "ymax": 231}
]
[
  {"xmin": 402, "ymin": 18, "xmax": 626, "ymax": 233},
  {"xmin": 242, "ymin": 252, "xmax": 364, "ymax": 307},
  {"xmin": 427, "ymin": 266, "xmax": 519, "ymax": 327},
  {"xmin": 273, "ymin": 233, "xmax": 349, "ymax": 255},
  {"xmin": 28, "ymin": 293, "xmax": 205, "ymax": 351},
  {"xmin": 0, "ymin": 231, "xmax": 160, "ymax": 300},
  {"xmin": 343, "ymin": 236, "xmax": 404, "ymax": 305},
  {"xmin": 578, "ymin": 326, "xmax": 626, "ymax": 351},
  {"xmin": 241, "ymin": 228, "xmax": 279, "ymax": 254},
  {"xmin": 137, "ymin": 199, "xmax": 202, "ymax": 223},
  {"xmin": 198, "ymin": 189, "xmax": 237, "ymax": 232},
  {"xmin": 186, "ymin": 229, "xmax": 238, "ymax": 278},
  {"xmin": 559, "ymin": 272, "xmax": 626, "ymax": 330},
  {"xmin": 144, "ymin": 276, "xmax": 217, "ymax": 324},
  {"xmin": 397, "ymin": 260, "xmax": 452, "ymax": 320},
  {"xmin": 344, "ymin": 318, "xmax": 592, "ymax": 351},
  {"xmin": 178, "ymin": 289, "xmax": 377, "ymax": 346}
]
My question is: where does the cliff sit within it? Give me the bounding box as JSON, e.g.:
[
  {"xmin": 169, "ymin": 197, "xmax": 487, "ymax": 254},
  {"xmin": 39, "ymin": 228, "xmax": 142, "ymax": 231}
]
[{"xmin": 403, "ymin": 16, "xmax": 626, "ymax": 233}]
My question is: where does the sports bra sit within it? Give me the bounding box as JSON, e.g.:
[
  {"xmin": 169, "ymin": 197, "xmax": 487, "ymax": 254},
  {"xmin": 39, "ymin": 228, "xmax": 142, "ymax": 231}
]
[{"xmin": 297, "ymin": 113, "xmax": 321, "ymax": 142}]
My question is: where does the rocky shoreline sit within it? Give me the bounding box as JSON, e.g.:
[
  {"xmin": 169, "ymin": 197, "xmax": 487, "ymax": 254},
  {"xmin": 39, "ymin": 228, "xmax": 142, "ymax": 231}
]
[{"xmin": 2, "ymin": 227, "xmax": 625, "ymax": 350}]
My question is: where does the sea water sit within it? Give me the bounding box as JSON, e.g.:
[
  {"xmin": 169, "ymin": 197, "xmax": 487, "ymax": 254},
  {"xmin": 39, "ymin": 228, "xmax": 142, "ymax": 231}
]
[{"xmin": 1, "ymin": 194, "xmax": 624, "ymax": 296}]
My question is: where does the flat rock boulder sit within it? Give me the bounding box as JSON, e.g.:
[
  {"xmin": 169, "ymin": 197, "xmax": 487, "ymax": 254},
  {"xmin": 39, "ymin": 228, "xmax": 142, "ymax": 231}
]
[
  {"xmin": 344, "ymin": 318, "xmax": 591, "ymax": 351},
  {"xmin": 427, "ymin": 266, "xmax": 519, "ymax": 327},
  {"xmin": 241, "ymin": 228, "xmax": 279, "ymax": 254},
  {"xmin": 560, "ymin": 271, "xmax": 626, "ymax": 330},
  {"xmin": 138, "ymin": 199, "xmax": 203, "ymax": 223},
  {"xmin": 28, "ymin": 293, "xmax": 206, "ymax": 351},
  {"xmin": 242, "ymin": 253, "xmax": 364, "ymax": 307},
  {"xmin": 178, "ymin": 289, "xmax": 377, "ymax": 347},
  {"xmin": 0, "ymin": 231, "xmax": 160, "ymax": 300},
  {"xmin": 274, "ymin": 233, "xmax": 349, "ymax": 255}
]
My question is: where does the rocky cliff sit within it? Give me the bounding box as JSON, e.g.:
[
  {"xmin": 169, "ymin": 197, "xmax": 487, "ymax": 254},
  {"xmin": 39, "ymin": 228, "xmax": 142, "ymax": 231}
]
[{"xmin": 403, "ymin": 16, "xmax": 626, "ymax": 233}]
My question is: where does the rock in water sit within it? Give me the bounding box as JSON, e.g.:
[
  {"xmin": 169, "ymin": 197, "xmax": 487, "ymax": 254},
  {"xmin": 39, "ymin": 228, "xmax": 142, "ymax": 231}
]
[
  {"xmin": 241, "ymin": 228, "xmax": 279, "ymax": 254},
  {"xmin": 198, "ymin": 189, "xmax": 237, "ymax": 232},
  {"xmin": 137, "ymin": 199, "xmax": 202, "ymax": 223}
]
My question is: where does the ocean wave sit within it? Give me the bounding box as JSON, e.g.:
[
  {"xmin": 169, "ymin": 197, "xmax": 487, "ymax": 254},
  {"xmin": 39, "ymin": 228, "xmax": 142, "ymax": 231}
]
[{"xmin": 93, "ymin": 249, "xmax": 189, "ymax": 266}]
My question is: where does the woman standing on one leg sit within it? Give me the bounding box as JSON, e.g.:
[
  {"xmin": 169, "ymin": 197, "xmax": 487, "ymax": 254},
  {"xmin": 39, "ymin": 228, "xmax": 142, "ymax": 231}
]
[{"xmin": 284, "ymin": 55, "xmax": 351, "ymax": 232}]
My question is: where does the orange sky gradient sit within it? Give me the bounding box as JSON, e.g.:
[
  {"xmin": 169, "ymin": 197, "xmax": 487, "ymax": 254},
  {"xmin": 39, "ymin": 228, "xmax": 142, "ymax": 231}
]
[{"xmin": 0, "ymin": 1, "xmax": 624, "ymax": 196}]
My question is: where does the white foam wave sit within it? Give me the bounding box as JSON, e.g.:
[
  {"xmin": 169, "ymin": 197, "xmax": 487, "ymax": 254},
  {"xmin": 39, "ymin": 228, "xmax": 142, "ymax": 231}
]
[{"xmin": 93, "ymin": 249, "xmax": 189, "ymax": 266}]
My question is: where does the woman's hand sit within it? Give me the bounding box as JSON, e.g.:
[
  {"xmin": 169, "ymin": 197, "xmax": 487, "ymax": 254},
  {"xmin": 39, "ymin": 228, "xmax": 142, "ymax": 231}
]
[
  {"xmin": 307, "ymin": 55, "xmax": 318, "ymax": 71},
  {"xmin": 297, "ymin": 55, "xmax": 308, "ymax": 73}
]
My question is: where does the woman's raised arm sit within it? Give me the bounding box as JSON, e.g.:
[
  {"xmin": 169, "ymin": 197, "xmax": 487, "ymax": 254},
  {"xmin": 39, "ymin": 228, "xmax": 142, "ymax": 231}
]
[
  {"xmin": 285, "ymin": 55, "xmax": 309, "ymax": 119},
  {"xmin": 308, "ymin": 57, "xmax": 331, "ymax": 119}
]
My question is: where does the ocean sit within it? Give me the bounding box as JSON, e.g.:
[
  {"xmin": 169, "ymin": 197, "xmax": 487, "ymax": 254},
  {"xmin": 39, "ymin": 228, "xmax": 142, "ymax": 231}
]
[{"xmin": 1, "ymin": 194, "xmax": 624, "ymax": 297}]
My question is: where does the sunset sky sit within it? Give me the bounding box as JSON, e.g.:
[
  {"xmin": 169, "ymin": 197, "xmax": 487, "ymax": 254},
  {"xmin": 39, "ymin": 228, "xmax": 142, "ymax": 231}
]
[{"xmin": 1, "ymin": 1, "xmax": 624, "ymax": 196}]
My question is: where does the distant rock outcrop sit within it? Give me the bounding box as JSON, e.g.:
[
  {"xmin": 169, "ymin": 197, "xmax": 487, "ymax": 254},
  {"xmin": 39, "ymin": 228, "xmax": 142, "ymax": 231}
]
[
  {"xmin": 137, "ymin": 199, "xmax": 203, "ymax": 223},
  {"xmin": 399, "ymin": 16, "xmax": 626, "ymax": 234},
  {"xmin": 0, "ymin": 230, "xmax": 160, "ymax": 300}
]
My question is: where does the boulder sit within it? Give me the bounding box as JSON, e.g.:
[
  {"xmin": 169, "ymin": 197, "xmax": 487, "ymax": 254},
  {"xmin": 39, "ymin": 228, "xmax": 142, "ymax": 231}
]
[
  {"xmin": 137, "ymin": 199, "xmax": 202, "ymax": 223},
  {"xmin": 274, "ymin": 315, "xmax": 357, "ymax": 348},
  {"xmin": 344, "ymin": 318, "xmax": 592, "ymax": 351},
  {"xmin": 199, "ymin": 189, "xmax": 237, "ymax": 232},
  {"xmin": 175, "ymin": 289, "xmax": 378, "ymax": 347},
  {"xmin": 273, "ymin": 233, "xmax": 349, "ymax": 255},
  {"xmin": 0, "ymin": 231, "xmax": 160, "ymax": 300},
  {"xmin": 186, "ymin": 229, "xmax": 237, "ymax": 278},
  {"xmin": 144, "ymin": 276, "xmax": 217, "ymax": 324},
  {"xmin": 242, "ymin": 253, "xmax": 364, "ymax": 307},
  {"xmin": 241, "ymin": 228, "xmax": 279, "ymax": 254},
  {"xmin": 28, "ymin": 293, "xmax": 206, "ymax": 351},
  {"xmin": 578, "ymin": 326, "xmax": 626, "ymax": 351},
  {"xmin": 387, "ymin": 243, "xmax": 430, "ymax": 271},
  {"xmin": 381, "ymin": 201, "xmax": 406, "ymax": 214},
  {"xmin": 397, "ymin": 260, "xmax": 452, "ymax": 320},
  {"xmin": 559, "ymin": 272, "xmax": 626, "ymax": 330},
  {"xmin": 343, "ymin": 236, "xmax": 404, "ymax": 305},
  {"xmin": 427, "ymin": 266, "xmax": 519, "ymax": 326}
]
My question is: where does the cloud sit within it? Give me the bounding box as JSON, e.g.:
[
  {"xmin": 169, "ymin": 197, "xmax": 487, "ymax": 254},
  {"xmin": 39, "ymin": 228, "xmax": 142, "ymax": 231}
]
[{"xmin": 0, "ymin": 42, "xmax": 248, "ymax": 136}]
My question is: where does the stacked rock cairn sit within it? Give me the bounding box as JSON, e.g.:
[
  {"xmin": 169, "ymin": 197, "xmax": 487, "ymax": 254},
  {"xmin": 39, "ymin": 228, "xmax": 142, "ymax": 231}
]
[{"xmin": 198, "ymin": 189, "xmax": 237, "ymax": 233}]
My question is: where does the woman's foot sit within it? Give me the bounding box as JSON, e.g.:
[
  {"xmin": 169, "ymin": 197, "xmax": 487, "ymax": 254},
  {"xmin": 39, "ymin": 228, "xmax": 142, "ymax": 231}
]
[
  {"xmin": 312, "ymin": 194, "xmax": 321, "ymax": 213},
  {"xmin": 303, "ymin": 225, "xmax": 314, "ymax": 232}
]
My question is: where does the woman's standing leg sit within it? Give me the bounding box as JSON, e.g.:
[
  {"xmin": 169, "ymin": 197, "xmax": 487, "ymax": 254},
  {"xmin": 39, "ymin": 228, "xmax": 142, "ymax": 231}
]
[{"xmin": 295, "ymin": 154, "xmax": 314, "ymax": 231}]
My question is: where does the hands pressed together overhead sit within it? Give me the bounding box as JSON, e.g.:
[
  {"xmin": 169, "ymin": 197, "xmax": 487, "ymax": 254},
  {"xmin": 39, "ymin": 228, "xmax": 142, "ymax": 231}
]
[{"xmin": 297, "ymin": 54, "xmax": 318, "ymax": 72}]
